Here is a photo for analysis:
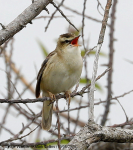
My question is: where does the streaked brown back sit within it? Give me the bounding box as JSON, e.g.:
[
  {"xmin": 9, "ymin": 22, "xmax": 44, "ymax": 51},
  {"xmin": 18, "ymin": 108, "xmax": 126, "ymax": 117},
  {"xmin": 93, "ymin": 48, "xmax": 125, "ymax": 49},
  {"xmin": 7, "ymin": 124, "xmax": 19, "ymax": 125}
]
[{"xmin": 35, "ymin": 50, "xmax": 56, "ymax": 98}]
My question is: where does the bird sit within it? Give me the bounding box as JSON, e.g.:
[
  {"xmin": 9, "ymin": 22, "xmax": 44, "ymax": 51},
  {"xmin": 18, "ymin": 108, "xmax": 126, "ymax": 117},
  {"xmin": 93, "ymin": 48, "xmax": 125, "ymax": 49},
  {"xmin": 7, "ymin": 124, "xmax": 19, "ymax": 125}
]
[{"xmin": 35, "ymin": 33, "xmax": 83, "ymax": 130}]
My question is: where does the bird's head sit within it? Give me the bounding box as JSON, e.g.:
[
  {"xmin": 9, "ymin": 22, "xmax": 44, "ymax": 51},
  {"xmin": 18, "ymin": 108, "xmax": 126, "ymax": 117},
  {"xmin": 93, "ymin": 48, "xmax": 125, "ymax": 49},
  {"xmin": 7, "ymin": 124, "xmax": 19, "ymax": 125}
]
[{"xmin": 56, "ymin": 33, "xmax": 80, "ymax": 50}]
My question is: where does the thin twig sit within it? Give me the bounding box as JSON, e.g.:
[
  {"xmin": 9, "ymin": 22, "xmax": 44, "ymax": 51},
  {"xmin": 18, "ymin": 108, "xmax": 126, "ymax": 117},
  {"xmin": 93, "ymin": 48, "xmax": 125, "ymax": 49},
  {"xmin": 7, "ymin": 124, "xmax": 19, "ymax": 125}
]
[
  {"xmin": 0, "ymin": 119, "xmax": 36, "ymax": 143},
  {"xmin": 4, "ymin": 52, "xmax": 35, "ymax": 94},
  {"xmin": 54, "ymin": 89, "xmax": 133, "ymax": 114},
  {"xmin": 82, "ymin": 0, "xmax": 87, "ymax": 51},
  {"xmin": 55, "ymin": 1, "xmax": 108, "ymax": 25},
  {"xmin": 0, "ymin": 23, "xmax": 6, "ymax": 29},
  {"xmin": 55, "ymin": 100, "xmax": 61, "ymax": 150},
  {"xmin": 34, "ymin": 15, "xmax": 72, "ymax": 20},
  {"xmin": 97, "ymin": 0, "xmax": 104, "ymax": 16},
  {"xmin": 45, "ymin": 0, "xmax": 65, "ymax": 31},
  {"xmin": 73, "ymin": 97, "xmax": 82, "ymax": 133},
  {"xmin": 83, "ymin": 46, "xmax": 96, "ymax": 61},
  {"xmin": 0, "ymin": 42, "xmax": 14, "ymax": 133},
  {"xmin": 16, "ymin": 78, "xmax": 36, "ymax": 99},
  {"xmin": 67, "ymin": 103, "xmax": 70, "ymax": 135},
  {"xmin": 1, "ymin": 67, "xmax": 36, "ymax": 115},
  {"xmin": 116, "ymin": 98, "xmax": 128, "ymax": 122},
  {"xmin": 51, "ymin": 1, "xmax": 79, "ymax": 32},
  {"xmin": 0, "ymin": 105, "xmax": 10, "ymax": 133},
  {"xmin": 0, "ymin": 123, "xmax": 15, "ymax": 136},
  {"xmin": 110, "ymin": 120, "xmax": 133, "ymax": 128}
]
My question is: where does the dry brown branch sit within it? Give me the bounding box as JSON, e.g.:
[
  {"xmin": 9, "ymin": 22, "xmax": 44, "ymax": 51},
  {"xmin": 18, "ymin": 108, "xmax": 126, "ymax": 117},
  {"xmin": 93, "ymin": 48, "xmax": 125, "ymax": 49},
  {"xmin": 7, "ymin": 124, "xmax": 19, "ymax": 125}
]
[
  {"xmin": 0, "ymin": 105, "xmax": 10, "ymax": 133},
  {"xmin": 4, "ymin": 52, "xmax": 35, "ymax": 94},
  {"xmin": 58, "ymin": 111, "xmax": 86, "ymax": 127},
  {"xmin": 55, "ymin": 100, "xmax": 61, "ymax": 150},
  {"xmin": 80, "ymin": 68, "xmax": 110, "ymax": 93},
  {"xmin": 34, "ymin": 15, "xmax": 73, "ymax": 20},
  {"xmin": 82, "ymin": 0, "xmax": 87, "ymax": 51},
  {"xmin": 101, "ymin": 0, "xmax": 118, "ymax": 126},
  {"xmin": 73, "ymin": 97, "xmax": 83, "ymax": 133},
  {"xmin": 0, "ymin": 123, "xmax": 15, "ymax": 136},
  {"xmin": 110, "ymin": 119, "xmax": 133, "ymax": 128},
  {"xmin": 0, "ymin": 42, "xmax": 15, "ymax": 133},
  {"xmin": 97, "ymin": 0, "xmax": 104, "ymax": 16},
  {"xmin": 0, "ymin": 119, "xmax": 36, "ymax": 143},
  {"xmin": 53, "ymin": 89, "xmax": 133, "ymax": 116},
  {"xmin": 116, "ymin": 98, "xmax": 128, "ymax": 122}
]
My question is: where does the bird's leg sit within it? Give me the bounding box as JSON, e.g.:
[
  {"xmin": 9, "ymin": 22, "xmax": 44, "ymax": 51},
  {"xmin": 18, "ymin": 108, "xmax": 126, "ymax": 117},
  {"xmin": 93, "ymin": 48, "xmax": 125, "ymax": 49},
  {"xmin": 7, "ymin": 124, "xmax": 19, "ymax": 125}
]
[
  {"xmin": 47, "ymin": 91, "xmax": 56, "ymax": 105},
  {"xmin": 65, "ymin": 90, "xmax": 71, "ymax": 105}
]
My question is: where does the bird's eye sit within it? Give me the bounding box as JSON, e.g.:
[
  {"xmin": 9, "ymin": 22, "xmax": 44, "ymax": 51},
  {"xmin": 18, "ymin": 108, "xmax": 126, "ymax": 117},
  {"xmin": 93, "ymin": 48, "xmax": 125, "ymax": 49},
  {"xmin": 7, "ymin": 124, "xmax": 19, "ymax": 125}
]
[{"xmin": 65, "ymin": 40, "xmax": 69, "ymax": 43}]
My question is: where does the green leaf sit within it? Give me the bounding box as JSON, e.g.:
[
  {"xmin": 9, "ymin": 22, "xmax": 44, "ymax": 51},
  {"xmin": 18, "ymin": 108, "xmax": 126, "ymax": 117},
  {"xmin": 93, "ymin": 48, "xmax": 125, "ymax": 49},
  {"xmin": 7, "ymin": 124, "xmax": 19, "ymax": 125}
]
[
  {"xmin": 89, "ymin": 51, "xmax": 107, "ymax": 57},
  {"xmin": 32, "ymin": 139, "xmax": 70, "ymax": 150},
  {"xmin": 81, "ymin": 50, "xmax": 107, "ymax": 57},
  {"xmin": 80, "ymin": 78, "xmax": 102, "ymax": 92},
  {"xmin": 36, "ymin": 39, "xmax": 48, "ymax": 57},
  {"xmin": 95, "ymin": 83, "xmax": 102, "ymax": 92},
  {"xmin": 80, "ymin": 78, "xmax": 89, "ymax": 84},
  {"xmin": 60, "ymin": 139, "xmax": 70, "ymax": 144},
  {"xmin": 81, "ymin": 50, "xmax": 85, "ymax": 57}
]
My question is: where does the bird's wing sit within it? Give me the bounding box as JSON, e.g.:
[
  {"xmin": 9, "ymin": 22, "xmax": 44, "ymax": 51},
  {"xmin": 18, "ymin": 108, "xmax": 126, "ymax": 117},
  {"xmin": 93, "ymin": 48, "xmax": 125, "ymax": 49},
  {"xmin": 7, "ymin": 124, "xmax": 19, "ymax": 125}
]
[{"xmin": 35, "ymin": 50, "xmax": 57, "ymax": 98}]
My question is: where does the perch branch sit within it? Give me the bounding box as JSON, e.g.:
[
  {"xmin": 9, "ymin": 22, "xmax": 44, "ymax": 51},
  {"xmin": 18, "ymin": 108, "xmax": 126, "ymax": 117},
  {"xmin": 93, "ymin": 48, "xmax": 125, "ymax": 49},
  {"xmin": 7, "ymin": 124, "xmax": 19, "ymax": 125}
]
[{"xmin": 0, "ymin": 0, "xmax": 53, "ymax": 45}]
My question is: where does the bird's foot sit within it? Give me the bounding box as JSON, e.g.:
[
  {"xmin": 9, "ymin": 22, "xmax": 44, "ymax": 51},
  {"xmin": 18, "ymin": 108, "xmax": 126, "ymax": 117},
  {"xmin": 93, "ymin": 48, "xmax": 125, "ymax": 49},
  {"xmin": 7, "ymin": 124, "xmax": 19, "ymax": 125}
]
[
  {"xmin": 65, "ymin": 91, "xmax": 71, "ymax": 106},
  {"xmin": 47, "ymin": 91, "xmax": 56, "ymax": 105}
]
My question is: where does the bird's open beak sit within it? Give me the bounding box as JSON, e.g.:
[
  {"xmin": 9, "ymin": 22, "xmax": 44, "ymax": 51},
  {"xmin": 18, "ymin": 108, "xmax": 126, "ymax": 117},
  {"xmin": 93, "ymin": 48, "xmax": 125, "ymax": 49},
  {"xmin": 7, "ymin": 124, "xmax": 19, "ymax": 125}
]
[{"xmin": 71, "ymin": 35, "xmax": 80, "ymax": 47}]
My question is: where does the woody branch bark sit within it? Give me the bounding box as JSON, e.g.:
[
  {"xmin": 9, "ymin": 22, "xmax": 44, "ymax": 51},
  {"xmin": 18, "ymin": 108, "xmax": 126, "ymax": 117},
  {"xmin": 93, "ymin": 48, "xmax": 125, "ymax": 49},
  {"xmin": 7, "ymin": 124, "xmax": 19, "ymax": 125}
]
[
  {"xmin": 88, "ymin": 0, "xmax": 112, "ymax": 122},
  {"xmin": 1, "ymin": 122, "xmax": 133, "ymax": 147},
  {"xmin": 101, "ymin": 0, "xmax": 118, "ymax": 126},
  {"xmin": 0, "ymin": 0, "xmax": 52, "ymax": 46}
]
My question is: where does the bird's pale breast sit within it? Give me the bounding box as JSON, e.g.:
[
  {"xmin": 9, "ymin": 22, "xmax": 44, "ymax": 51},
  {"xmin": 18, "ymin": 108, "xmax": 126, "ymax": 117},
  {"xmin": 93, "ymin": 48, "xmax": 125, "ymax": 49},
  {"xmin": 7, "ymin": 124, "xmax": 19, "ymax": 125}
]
[{"xmin": 40, "ymin": 47, "xmax": 83, "ymax": 94}]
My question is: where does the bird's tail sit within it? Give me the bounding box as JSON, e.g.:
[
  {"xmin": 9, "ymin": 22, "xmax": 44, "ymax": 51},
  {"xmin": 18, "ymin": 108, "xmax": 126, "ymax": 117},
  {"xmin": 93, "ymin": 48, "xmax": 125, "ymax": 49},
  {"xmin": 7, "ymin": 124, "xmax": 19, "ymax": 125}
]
[{"xmin": 42, "ymin": 93, "xmax": 53, "ymax": 130}]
